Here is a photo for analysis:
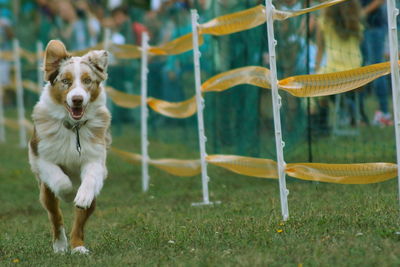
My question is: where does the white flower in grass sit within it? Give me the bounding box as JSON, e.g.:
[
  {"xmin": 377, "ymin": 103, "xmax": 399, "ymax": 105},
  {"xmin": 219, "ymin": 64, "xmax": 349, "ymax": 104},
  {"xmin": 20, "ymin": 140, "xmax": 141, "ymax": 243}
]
[{"xmin": 168, "ymin": 240, "xmax": 175, "ymax": 244}]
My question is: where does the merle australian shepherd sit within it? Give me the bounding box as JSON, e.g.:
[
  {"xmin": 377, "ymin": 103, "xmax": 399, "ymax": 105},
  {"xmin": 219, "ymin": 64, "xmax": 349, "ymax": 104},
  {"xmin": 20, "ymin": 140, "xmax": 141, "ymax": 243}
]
[{"xmin": 29, "ymin": 40, "xmax": 111, "ymax": 254}]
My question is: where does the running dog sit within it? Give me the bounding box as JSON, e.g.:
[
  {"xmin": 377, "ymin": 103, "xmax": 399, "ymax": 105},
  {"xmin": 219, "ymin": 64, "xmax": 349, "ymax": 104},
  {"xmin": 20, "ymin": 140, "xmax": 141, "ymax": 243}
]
[{"xmin": 29, "ymin": 40, "xmax": 111, "ymax": 254}]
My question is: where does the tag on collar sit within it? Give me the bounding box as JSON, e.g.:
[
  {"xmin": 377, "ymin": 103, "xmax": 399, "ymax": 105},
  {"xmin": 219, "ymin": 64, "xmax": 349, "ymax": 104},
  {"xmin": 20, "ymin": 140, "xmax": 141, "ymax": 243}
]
[
  {"xmin": 63, "ymin": 120, "xmax": 88, "ymax": 130},
  {"xmin": 63, "ymin": 120, "xmax": 87, "ymax": 156}
]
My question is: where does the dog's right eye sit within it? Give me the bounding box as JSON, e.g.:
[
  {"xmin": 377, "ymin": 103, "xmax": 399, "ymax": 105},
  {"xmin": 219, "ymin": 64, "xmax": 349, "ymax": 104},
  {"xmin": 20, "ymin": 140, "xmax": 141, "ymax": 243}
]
[{"xmin": 61, "ymin": 79, "xmax": 71, "ymax": 85}]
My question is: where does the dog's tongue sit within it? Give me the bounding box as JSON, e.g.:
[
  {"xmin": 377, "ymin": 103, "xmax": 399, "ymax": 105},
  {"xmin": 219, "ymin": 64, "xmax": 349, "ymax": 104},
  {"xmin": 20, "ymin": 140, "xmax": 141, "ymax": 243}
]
[{"xmin": 71, "ymin": 107, "xmax": 83, "ymax": 119}]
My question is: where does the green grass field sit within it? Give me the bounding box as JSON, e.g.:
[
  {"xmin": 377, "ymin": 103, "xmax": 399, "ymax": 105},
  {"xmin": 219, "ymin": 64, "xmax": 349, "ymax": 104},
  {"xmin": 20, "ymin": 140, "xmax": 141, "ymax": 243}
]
[{"xmin": 1, "ymin": 125, "xmax": 400, "ymax": 267}]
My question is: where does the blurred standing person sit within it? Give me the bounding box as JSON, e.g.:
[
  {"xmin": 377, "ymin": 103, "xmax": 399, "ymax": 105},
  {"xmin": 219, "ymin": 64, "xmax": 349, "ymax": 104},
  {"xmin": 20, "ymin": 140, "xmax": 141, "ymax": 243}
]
[
  {"xmin": 276, "ymin": 0, "xmax": 306, "ymax": 77},
  {"xmin": 275, "ymin": 0, "xmax": 306, "ymax": 136},
  {"xmin": 162, "ymin": 1, "xmax": 192, "ymax": 102},
  {"xmin": 35, "ymin": 0, "xmax": 56, "ymax": 46},
  {"xmin": 315, "ymin": 0, "xmax": 363, "ymax": 132},
  {"xmin": 108, "ymin": 6, "xmax": 135, "ymax": 45},
  {"xmin": 75, "ymin": 0, "xmax": 102, "ymax": 47},
  {"xmin": 104, "ymin": 6, "xmax": 137, "ymax": 134},
  {"xmin": 360, "ymin": 0, "xmax": 392, "ymax": 126},
  {"xmin": 54, "ymin": 0, "xmax": 90, "ymax": 51},
  {"xmin": 144, "ymin": 8, "xmax": 166, "ymax": 101}
]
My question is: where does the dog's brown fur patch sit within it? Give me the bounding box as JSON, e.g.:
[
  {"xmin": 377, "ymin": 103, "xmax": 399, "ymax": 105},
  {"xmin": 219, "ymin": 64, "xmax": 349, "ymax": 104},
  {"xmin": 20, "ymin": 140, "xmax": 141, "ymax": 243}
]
[
  {"xmin": 70, "ymin": 200, "xmax": 96, "ymax": 248},
  {"xmin": 89, "ymin": 82, "xmax": 101, "ymax": 102},
  {"xmin": 44, "ymin": 40, "xmax": 70, "ymax": 82},
  {"xmin": 40, "ymin": 183, "xmax": 65, "ymax": 241},
  {"xmin": 49, "ymin": 72, "xmax": 73, "ymax": 105},
  {"xmin": 30, "ymin": 128, "xmax": 40, "ymax": 156}
]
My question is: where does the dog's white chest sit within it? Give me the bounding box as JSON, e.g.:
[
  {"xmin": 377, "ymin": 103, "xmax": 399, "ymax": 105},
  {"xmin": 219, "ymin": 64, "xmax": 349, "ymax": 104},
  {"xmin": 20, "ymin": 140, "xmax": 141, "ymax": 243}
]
[{"xmin": 38, "ymin": 125, "xmax": 103, "ymax": 167}]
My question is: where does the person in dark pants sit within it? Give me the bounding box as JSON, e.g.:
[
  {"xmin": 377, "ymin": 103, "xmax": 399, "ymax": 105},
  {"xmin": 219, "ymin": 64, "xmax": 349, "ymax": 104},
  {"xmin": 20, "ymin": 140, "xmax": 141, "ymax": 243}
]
[{"xmin": 360, "ymin": 0, "xmax": 392, "ymax": 126}]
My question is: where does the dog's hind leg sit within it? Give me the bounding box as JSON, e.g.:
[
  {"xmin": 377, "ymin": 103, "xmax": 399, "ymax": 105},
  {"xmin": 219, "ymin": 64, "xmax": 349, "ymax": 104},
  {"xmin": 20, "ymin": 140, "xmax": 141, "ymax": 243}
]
[
  {"xmin": 40, "ymin": 182, "xmax": 68, "ymax": 253},
  {"xmin": 70, "ymin": 199, "xmax": 96, "ymax": 254}
]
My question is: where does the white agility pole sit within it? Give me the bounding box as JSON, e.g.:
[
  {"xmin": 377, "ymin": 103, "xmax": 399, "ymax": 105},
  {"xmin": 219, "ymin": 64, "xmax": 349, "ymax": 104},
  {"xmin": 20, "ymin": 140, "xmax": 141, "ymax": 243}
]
[
  {"xmin": 0, "ymin": 47, "xmax": 5, "ymax": 142},
  {"xmin": 190, "ymin": 9, "xmax": 214, "ymax": 206},
  {"xmin": 265, "ymin": 0, "xmax": 289, "ymax": 221},
  {"xmin": 140, "ymin": 32, "xmax": 150, "ymax": 192},
  {"xmin": 103, "ymin": 28, "xmax": 111, "ymax": 52},
  {"xmin": 36, "ymin": 41, "xmax": 44, "ymax": 92},
  {"xmin": 0, "ymin": 84, "xmax": 4, "ymax": 143},
  {"xmin": 13, "ymin": 39, "xmax": 27, "ymax": 148},
  {"xmin": 103, "ymin": 28, "xmax": 113, "ymax": 115},
  {"xmin": 386, "ymin": 0, "xmax": 400, "ymax": 207}
]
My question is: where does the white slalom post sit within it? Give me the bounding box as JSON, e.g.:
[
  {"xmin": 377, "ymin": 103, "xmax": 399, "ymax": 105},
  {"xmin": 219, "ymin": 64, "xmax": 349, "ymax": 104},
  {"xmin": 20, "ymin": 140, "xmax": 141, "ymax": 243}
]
[
  {"xmin": 103, "ymin": 28, "xmax": 113, "ymax": 114},
  {"xmin": 103, "ymin": 28, "xmax": 111, "ymax": 52},
  {"xmin": 36, "ymin": 41, "xmax": 44, "ymax": 92},
  {"xmin": 386, "ymin": 0, "xmax": 400, "ymax": 207},
  {"xmin": 265, "ymin": 0, "xmax": 289, "ymax": 221},
  {"xmin": 190, "ymin": 9, "xmax": 214, "ymax": 206},
  {"xmin": 0, "ymin": 46, "xmax": 4, "ymax": 142},
  {"xmin": 140, "ymin": 32, "xmax": 150, "ymax": 192},
  {"xmin": 13, "ymin": 39, "xmax": 27, "ymax": 148},
  {"xmin": 0, "ymin": 84, "xmax": 4, "ymax": 143}
]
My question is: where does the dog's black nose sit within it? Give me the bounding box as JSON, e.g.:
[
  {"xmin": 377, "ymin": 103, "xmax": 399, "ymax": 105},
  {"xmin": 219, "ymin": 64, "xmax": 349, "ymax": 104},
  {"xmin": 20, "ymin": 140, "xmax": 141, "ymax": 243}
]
[{"xmin": 72, "ymin": 96, "xmax": 83, "ymax": 106}]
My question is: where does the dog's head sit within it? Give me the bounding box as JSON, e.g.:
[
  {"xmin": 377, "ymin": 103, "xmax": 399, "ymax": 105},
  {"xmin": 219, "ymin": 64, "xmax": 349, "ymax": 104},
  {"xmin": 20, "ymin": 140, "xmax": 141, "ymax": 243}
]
[{"xmin": 44, "ymin": 40, "xmax": 108, "ymax": 120}]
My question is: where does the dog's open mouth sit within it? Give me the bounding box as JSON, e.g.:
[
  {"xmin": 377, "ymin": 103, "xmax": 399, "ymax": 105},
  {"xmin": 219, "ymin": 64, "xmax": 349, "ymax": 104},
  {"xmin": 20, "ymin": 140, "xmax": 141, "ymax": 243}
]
[{"xmin": 66, "ymin": 105, "xmax": 86, "ymax": 120}]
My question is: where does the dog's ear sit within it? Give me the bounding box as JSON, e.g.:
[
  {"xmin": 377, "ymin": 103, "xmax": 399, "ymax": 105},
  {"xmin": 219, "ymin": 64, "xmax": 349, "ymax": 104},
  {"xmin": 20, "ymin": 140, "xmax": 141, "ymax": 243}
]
[
  {"xmin": 82, "ymin": 50, "xmax": 108, "ymax": 81},
  {"xmin": 44, "ymin": 40, "xmax": 69, "ymax": 84}
]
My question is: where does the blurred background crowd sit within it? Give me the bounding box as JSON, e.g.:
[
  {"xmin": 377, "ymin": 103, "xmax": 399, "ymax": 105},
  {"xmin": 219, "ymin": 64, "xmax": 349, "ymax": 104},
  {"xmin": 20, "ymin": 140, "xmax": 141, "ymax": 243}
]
[{"xmin": 0, "ymin": 0, "xmax": 397, "ymax": 163}]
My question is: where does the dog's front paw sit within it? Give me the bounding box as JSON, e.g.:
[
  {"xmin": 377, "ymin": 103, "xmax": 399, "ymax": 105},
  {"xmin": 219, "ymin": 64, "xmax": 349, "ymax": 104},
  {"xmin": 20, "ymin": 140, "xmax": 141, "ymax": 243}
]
[
  {"xmin": 74, "ymin": 186, "xmax": 95, "ymax": 209},
  {"xmin": 71, "ymin": 246, "xmax": 90, "ymax": 255},
  {"xmin": 53, "ymin": 227, "xmax": 68, "ymax": 254}
]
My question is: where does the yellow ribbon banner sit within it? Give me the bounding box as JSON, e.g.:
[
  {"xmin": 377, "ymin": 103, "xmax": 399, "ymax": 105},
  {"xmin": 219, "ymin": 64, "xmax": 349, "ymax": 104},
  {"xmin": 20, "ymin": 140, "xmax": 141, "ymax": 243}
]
[
  {"xmin": 106, "ymin": 86, "xmax": 142, "ymax": 109},
  {"xmin": 279, "ymin": 61, "xmax": 392, "ymax": 97},
  {"xmin": 199, "ymin": 5, "xmax": 266, "ymax": 36},
  {"xmin": 149, "ymin": 158, "xmax": 201, "ymax": 177},
  {"xmin": 104, "ymin": 33, "xmax": 204, "ymax": 59},
  {"xmin": 106, "ymin": 86, "xmax": 197, "ymax": 118},
  {"xmin": 202, "ymin": 62, "xmax": 393, "ymax": 97},
  {"xmin": 20, "ymin": 48, "xmax": 37, "ymax": 64},
  {"xmin": 111, "ymin": 149, "xmax": 397, "ymax": 184},
  {"xmin": 285, "ymin": 162, "xmax": 397, "ymax": 184},
  {"xmin": 110, "ymin": 44, "xmax": 141, "ymax": 59},
  {"xmin": 0, "ymin": 1, "xmax": 348, "ymax": 64},
  {"xmin": 22, "ymin": 80, "xmax": 40, "ymax": 93},
  {"xmin": 0, "ymin": 51, "xmax": 13, "ymax": 61},
  {"xmin": 149, "ymin": 33, "xmax": 204, "ymax": 56},
  {"xmin": 0, "ymin": 48, "xmax": 37, "ymax": 63},
  {"xmin": 106, "ymin": 62, "xmax": 394, "ymax": 118},
  {"xmin": 111, "ymin": 147, "xmax": 201, "ymax": 177},
  {"xmin": 3, "ymin": 118, "xmax": 34, "ymax": 134},
  {"xmin": 147, "ymin": 96, "xmax": 197, "ymax": 118},
  {"xmin": 198, "ymin": 1, "xmax": 348, "ymax": 36},
  {"xmin": 110, "ymin": 147, "xmax": 143, "ymax": 163},
  {"xmin": 273, "ymin": 0, "xmax": 349, "ymax": 21},
  {"xmin": 71, "ymin": 43, "xmax": 105, "ymax": 57},
  {"xmin": 206, "ymin": 154, "xmax": 278, "ymax": 179},
  {"xmin": 4, "ymin": 80, "xmax": 40, "ymax": 94},
  {"xmin": 201, "ymin": 66, "xmax": 271, "ymax": 92}
]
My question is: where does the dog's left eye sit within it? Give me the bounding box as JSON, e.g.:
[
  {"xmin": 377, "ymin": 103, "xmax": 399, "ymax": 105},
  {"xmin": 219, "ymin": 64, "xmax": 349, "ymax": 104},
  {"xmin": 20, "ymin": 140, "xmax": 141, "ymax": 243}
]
[
  {"xmin": 83, "ymin": 78, "xmax": 92, "ymax": 85},
  {"xmin": 61, "ymin": 79, "xmax": 71, "ymax": 85}
]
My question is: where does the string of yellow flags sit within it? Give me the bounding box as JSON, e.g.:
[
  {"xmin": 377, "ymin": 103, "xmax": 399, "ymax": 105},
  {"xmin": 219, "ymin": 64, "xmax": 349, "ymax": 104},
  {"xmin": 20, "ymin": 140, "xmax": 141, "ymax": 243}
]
[
  {"xmin": 111, "ymin": 148, "xmax": 397, "ymax": 184},
  {"xmin": 106, "ymin": 61, "xmax": 394, "ymax": 118},
  {"xmin": 2, "ymin": 119, "xmax": 396, "ymax": 185},
  {"xmin": 4, "ymin": 60, "xmax": 393, "ymax": 120},
  {"xmin": 0, "ymin": 0, "xmax": 347, "ymax": 62},
  {"xmin": 108, "ymin": 0, "xmax": 349, "ymax": 58}
]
